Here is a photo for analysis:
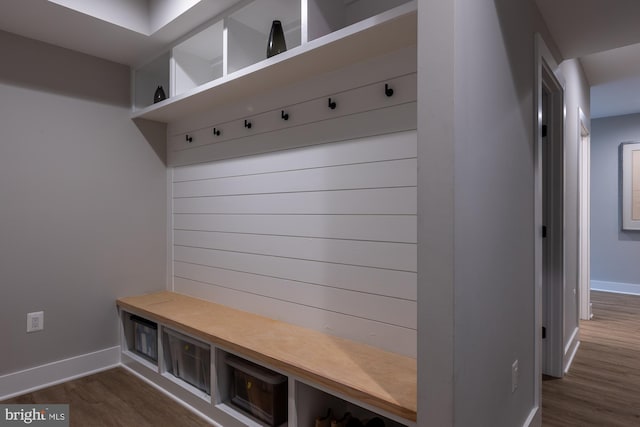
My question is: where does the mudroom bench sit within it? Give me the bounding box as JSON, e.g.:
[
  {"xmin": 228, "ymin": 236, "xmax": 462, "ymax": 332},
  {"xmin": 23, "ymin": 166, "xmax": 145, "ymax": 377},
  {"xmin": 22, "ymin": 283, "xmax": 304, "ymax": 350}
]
[{"xmin": 116, "ymin": 291, "xmax": 416, "ymax": 427}]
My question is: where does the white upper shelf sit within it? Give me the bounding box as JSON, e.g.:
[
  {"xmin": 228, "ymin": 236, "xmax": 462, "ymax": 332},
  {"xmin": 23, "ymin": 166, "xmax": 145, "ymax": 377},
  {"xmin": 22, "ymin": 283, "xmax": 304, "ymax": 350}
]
[{"xmin": 131, "ymin": 2, "xmax": 417, "ymax": 124}]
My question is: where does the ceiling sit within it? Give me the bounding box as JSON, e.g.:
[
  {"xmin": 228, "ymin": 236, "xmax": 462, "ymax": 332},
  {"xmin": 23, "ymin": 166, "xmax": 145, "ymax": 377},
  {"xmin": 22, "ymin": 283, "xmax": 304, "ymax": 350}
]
[
  {"xmin": 0, "ymin": 0, "xmax": 241, "ymax": 67},
  {"xmin": 536, "ymin": 0, "xmax": 640, "ymax": 118},
  {"xmin": 1, "ymin": 1, "xmax": 640, "ymax": 118}
]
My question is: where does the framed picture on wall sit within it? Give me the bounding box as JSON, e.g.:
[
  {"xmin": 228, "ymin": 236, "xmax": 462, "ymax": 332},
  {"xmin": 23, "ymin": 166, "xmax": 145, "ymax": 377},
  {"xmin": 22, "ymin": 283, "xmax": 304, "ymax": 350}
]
[{"xmin": 621, "ymin": 142, "xmax": 640, "ymax": 230}]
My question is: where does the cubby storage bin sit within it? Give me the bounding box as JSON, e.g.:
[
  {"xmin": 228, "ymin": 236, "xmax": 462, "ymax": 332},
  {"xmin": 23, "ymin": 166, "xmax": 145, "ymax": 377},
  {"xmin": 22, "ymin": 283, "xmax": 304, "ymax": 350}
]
[
  {"xmin": 131, "ymin": 315, "xmax": 158, "ymax": 362},
  {"xmin": 226, "ymin": 355, "xmax": 288, "ymax": 426},
  {"xmin": 120, "ymin": 310, "xmax": 158, "ymax": 370},
  {"xmin": 163, "ymin": 328, "xmax": 211, "ymax": 395}
]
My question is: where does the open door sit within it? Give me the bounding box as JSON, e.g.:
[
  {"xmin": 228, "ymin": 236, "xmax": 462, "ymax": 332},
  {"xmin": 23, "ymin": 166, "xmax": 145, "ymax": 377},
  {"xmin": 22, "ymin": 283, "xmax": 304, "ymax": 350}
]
[
  {"xmin": 540, "ymin": 64, "xmax": 565, "ymax": 378},
  {"xmin": 535, "ymin": 34, "xmax": 566, "ymax": 381},
  {"xmin": 578, "ymin": 109, "xmax": 592, "ymax": 320},
  {"xmin": 541, "ymin": 70, "xmax": 564, "ymax": 377}
]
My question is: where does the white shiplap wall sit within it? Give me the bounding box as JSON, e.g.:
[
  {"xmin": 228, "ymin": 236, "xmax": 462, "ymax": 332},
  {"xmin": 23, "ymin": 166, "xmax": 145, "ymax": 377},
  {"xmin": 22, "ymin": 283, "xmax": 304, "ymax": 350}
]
[
  {"xmin": 169, "ymin": 48, "xmax": 417, "ymax": 356},
  {"xmin": 171, "ymin": 130, "xmax": 417, "ymax": 356}
]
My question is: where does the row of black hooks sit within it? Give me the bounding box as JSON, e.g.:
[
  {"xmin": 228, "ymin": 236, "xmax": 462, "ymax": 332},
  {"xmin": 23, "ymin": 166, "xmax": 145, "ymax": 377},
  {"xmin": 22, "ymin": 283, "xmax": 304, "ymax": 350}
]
[{"xmin": 184, "ymin": 82, "xmax": 395, "ymax": 143}]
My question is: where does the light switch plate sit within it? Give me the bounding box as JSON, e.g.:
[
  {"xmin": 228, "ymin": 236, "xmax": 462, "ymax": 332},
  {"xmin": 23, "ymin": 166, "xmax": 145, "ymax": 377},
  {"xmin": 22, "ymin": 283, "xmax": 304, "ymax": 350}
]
[{"xmin": 27, "ymin": 311, "xmax": 44, "ymax": 333}]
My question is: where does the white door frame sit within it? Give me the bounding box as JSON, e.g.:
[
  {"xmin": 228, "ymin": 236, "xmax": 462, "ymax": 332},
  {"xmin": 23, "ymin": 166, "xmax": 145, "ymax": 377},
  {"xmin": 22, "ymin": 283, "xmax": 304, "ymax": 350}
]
[
  {"xmin": 535, "ymin": 33, "xmax": 566, "ymax": 384},
  {"xmin": 542, "ymin": 63, "xmax": 565, "ymax": 378},
  {"xmin": 578, "ymin": 108, "xmax": 592, "ymax": 320}
]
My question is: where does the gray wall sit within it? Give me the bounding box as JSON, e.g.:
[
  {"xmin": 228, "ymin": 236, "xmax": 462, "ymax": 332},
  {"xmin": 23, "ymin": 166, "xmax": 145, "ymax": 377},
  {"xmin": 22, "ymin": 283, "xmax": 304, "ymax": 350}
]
[
  {"xmin": 452, "ymin": 1, "xmax": 536, "ymax": 424},
  {"xmin": 0, "ymin": 31, "xmax": 167, "ymax": 375},
  {"xmin": 591, "ymin": 113, "xmax": 640, "ymax": 286},
  {"xmin": 418, "ymin": 0, "xmax": 553, "ymax": 425}
]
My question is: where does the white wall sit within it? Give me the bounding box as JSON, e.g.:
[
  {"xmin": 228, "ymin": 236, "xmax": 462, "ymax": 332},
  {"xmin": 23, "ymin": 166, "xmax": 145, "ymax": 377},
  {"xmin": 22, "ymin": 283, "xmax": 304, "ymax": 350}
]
[
  {"xmin": 417, "ymin": 0, "xmax": 455, "ymax": 423},
  {"xmin": 166, "ymin": 48, "xmax": 418, "ymax": 357},
  {"xmin": 149, "ymin": 0, "xmax": 201, "ymax": 33},
  {"xmin": 50, "ymin": 0, "xmax": 149, "ymax": 34},
  {"xmin": 0, "ymin": 31, "xmax": 167, "ymax": 386},
  {"xmin": 171, "ymin": 131, "xmax": 418, "ymax": 356},
  {"xmin": 591, "ymin": 113, "xmax": 640, "ymax": 292},
  {"xmin": 418, "ymin": 0, "xmax": 559, "ymax": 425}
]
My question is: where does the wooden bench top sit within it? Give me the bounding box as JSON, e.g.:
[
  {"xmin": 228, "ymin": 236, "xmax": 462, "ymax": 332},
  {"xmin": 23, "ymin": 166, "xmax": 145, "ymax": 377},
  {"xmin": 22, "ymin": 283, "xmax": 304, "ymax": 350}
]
[{"xmin": 117, "ymin": 291, "xmax": 417, "ymax": 422}]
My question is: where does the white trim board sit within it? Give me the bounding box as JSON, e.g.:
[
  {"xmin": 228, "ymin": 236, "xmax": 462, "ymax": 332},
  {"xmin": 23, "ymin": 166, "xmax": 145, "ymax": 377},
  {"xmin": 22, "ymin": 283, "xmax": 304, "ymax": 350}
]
[
  {"xmin": 522, "ymin": 406, "xmax": 540, "ymax": 427},
  {"xmin": 171, "ymin": 129, "xmax": 418, "ymax": 357},
  {"xmin": 119, "ymin": 364, "xmax": 221, "ymax": 427},
  {"xmin": 591, "ymin": 280, "xmax": 640, "ymax": 296},
  {"xmin": 563, "ymin": 327, "xmax": 580, "ymax": 374},
  {"xmin": 0, "ymin": 346, "xmax": 120, "ymax": 400}
]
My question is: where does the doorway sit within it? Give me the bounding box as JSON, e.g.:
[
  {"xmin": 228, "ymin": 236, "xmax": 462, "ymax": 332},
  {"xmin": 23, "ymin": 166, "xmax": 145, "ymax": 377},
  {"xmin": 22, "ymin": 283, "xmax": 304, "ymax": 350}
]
[
  {"xmin": 535, "ymin": 34, "xmax": 566, "ymax": 384},
  {"xmin": 540, "ymin": 63, "xmax": 565, "ymax": 378}
]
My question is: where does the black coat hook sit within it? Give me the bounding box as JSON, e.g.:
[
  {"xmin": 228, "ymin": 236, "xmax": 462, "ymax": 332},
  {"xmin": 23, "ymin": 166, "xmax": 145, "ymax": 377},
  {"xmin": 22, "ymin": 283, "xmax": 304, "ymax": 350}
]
[
  {"xmin": 281, "ymin": 110, "xmax": 289, "ymax": 120},
  {"xmin": 328, "ymin": 98, "xmax": 337, "ymax": 110},
  {"xmin": 185, "ymin": 134, "xmax": 193, "ymax": 143},
  {"xmin": 213, "ymin": 127, "xmax": 221, "ymax": 136},
  {"xmin": 244, "ymin": 119, "xmax": 252, "ymax": 129},
  {"xmin": 385, "ymin": 83, "xmax": 394, "ymax": 97}
]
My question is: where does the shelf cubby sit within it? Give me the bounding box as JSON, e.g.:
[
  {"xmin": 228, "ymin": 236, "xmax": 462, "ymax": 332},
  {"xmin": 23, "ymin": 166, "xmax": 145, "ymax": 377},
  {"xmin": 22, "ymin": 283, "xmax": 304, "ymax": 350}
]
[
  {"xmin": 296, "ymin": 381, "xmax": 407, "ymax": 427},
  {"xmin": 227, "ymin": 0, "xmax": 301, "ymax": 75},
  {"xmin": 120, "ymin": 310, "xmax": 159, "ymax": 371},
  {"xmin": 215, "ymin": 349, "xmax": 289, "ymax": 427},
  {"xmin": 172, "ymin": 20, "xmax": 224, "ymax": 96},
  {"xmin": 130, "ymin": 0, "xmax": 416, "ymax": 123},
  {"xmin": 133, "ymin": 52, "xmax": 170, "ymax": 110},
  {"xmin": 306, "ymin": 0, "xmax": 412, "ymax": 42},
  {"xmin": 161, "ymin": 327, "xmax": 212, "ymax": 401}
]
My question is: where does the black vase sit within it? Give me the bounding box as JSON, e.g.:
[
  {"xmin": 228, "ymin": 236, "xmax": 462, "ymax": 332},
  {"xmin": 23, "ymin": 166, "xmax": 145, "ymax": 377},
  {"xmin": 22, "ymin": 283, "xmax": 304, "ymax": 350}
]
[
  {"xmin": 267, "ymin": 20, "xmax": 287, "ymax": 58},
  {"xmin": 153, "ymin": 85, "xmax": 166, "ymax": 104}
]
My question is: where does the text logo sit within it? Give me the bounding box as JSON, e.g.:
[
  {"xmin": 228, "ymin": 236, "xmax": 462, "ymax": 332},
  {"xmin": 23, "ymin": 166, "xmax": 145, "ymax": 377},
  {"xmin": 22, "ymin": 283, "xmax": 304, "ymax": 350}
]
[{"xmin": 0, "ymin": 405, "xmax": 68, "ymax": 427}]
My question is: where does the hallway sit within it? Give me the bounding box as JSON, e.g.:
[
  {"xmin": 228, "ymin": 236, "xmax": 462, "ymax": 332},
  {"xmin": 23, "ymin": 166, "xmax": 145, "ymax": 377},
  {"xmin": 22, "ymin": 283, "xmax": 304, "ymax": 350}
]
[{"xmin": 542, "ymin": 291, "xmax": 640, "ymax": 426}]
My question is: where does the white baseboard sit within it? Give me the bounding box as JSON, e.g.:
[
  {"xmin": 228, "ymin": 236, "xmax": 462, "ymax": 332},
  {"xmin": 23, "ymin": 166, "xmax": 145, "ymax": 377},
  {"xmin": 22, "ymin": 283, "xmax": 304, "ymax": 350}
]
[
  {"xmin": 0, "ymin": 346, "xmax": 120, "ymax": 400},
  {"xmin": 120, "ymin": 365, "xmax": 220, "ymax": 427},
  {"xmin": 522, "ymin": 406, "xmax": 540, "ymax": 427},
  {"xmin": 563, "ymin": 327, "xmax": 580, "ymax": 374},
  {"xmin": 591, "ymin": 280, "xmax": 640, "ymax": 296}
]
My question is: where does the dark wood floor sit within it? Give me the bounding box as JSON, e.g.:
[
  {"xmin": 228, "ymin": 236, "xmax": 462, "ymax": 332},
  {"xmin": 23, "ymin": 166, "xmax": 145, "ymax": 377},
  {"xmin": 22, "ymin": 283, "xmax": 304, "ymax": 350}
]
[
  {"xmin": 4, "ymin": 291, "xmax": 639, "ymax": 426},
  {"xmin": 542, "ymin": 291, "xmax": 640, "ymax": 426},
  {"xmin": 1, "ymin": 367, "xmax": 212, "ymax": 426}
]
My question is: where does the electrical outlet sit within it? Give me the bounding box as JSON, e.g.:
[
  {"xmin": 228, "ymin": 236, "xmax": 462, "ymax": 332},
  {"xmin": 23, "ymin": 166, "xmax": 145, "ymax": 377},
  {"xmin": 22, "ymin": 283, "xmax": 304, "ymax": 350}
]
[
  {"xmin": 511, "ymin": 359, "xmax": 519, "ymax": 393},
  {"xmin": 27, "ymin": 311, "xmax": 44, "ymax": 333}
]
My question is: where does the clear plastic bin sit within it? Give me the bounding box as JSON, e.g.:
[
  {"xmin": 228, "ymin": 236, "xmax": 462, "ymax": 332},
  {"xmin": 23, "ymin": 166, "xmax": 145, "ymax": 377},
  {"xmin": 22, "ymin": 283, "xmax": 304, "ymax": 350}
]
[
  {"xmin": 131, "ymin": 315, "xmax": 157, "ymax": 362},
  {"xmin": 164, "ymin": 329, "xmax": 211, "ymax": 395},
  {"xmin": 227, "ymin": 355, "xmax": 287, "ymax": 426}
]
